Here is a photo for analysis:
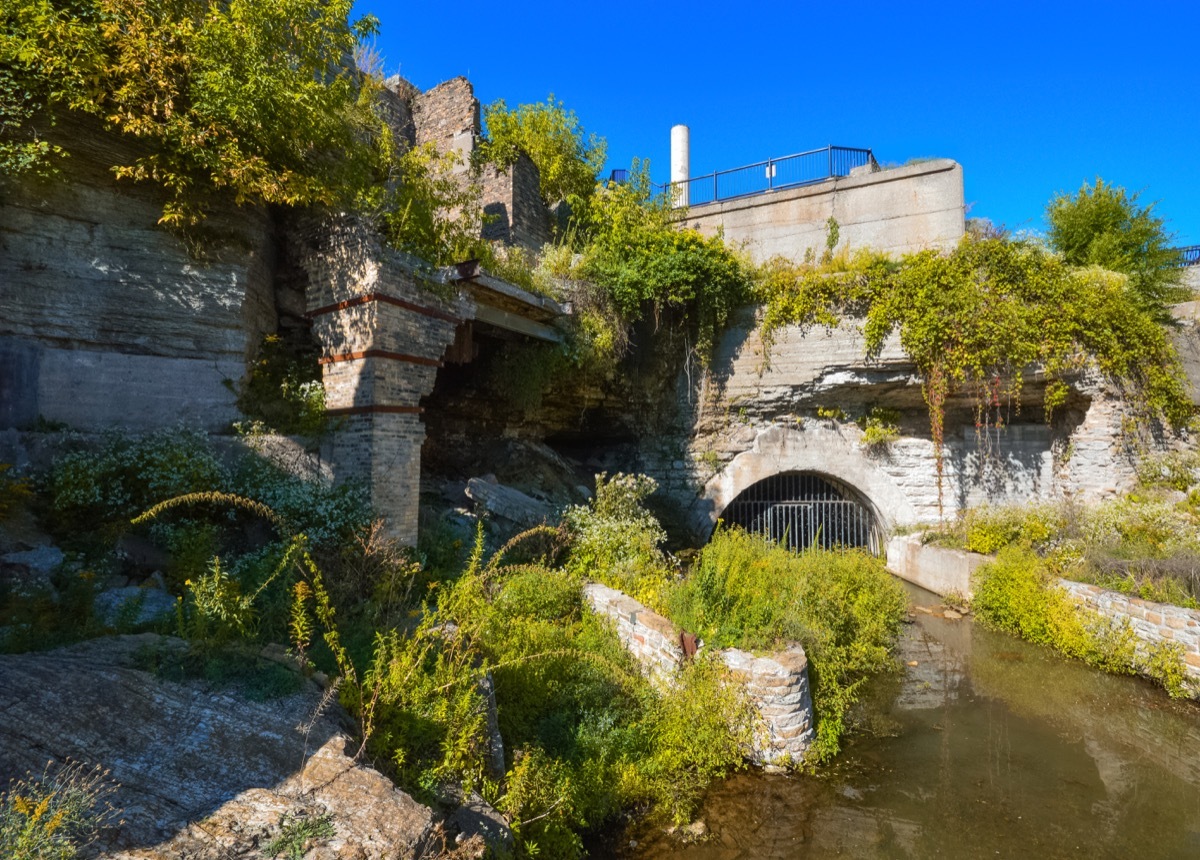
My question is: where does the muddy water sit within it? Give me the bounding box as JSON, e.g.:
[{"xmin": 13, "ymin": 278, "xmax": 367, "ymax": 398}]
[{"xmin": 600, "ymin": 584, "xmax": 1200, "ymax": 860}]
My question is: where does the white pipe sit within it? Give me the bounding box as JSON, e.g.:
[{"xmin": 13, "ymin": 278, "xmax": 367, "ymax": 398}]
[{"xmin": 670, "ymin": 124, "xmax": 690, "ymax": 208}]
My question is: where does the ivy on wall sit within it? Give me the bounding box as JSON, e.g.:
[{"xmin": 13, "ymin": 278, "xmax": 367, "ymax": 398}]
[{"xmin": 757, "ymin": 237, "xmax": 1192, "ymax": 510}]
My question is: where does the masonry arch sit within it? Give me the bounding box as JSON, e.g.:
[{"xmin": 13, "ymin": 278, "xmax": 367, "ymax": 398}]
[
  {"xmin": 722, "ymin": 471, "xmax": 882, "ymax": 553},
  {"xmin": 694, "ymin": 423, "xmax": 920, "ymax": 547}
]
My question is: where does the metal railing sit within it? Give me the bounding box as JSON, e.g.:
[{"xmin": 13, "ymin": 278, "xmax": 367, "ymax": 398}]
[
  {"xmin": 664, "ymin": 145, "xmax": 877, "ymax": 207},
  {"xmin": 1181, "ymin": 246, "xmax": 1200, "ymax": 267}
]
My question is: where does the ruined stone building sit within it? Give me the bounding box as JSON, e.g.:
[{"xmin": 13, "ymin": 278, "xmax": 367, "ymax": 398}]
[{"xmin": 3, "ymin": 76, "xmax": 1198, "ymax": 548}]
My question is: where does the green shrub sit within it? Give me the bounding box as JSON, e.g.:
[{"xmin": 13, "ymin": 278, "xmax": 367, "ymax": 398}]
[
  {"xmin": 962, "ymin": 504, "xmax": 1064, "ymax": 554},
  {"xmin": 562, "ymin": 473, "xmax": 675, "ymax": 610},
  {"xmin": 235, "ymin": 335, "xmax": 327, "ymax": 438},
  {"xmin": 668, "ymin": 527, "xmax": 907, "ymax": 762},
  {"xmin": 47, "ymin": 429, "xmax": 227, "ymax": 537},
  {"xmin": 0, "ymin": 463, "xmax": 31, "ymax": 520}
]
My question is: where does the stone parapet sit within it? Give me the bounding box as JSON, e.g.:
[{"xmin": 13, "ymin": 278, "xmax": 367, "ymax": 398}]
[
  {"xmin": 582, "ymin": 581, "xmax": 815, "ymax": 766},
  {"xmin": 719, "ymin": 645, "xmax": 815, "ymax": 766}
]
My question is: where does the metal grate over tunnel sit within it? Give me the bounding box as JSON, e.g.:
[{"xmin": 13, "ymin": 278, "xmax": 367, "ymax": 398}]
[{"xmin": 720, "ymin": 472, "xmax": 881, "ymax": 554}]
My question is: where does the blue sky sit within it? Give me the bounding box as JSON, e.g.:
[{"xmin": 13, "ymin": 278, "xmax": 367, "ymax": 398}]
[{"xmin": 359, "ymin": 0, "xmax": 1200, "ymax": 246}]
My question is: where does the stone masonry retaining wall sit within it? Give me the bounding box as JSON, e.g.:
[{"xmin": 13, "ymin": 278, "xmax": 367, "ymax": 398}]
[
  {"xmin": 1059, "ymin": 581, "xmax": 1200, "ymax": 685},
  {"xmin": 582, "ymin": 582, "xmax": 815, "ymax": 766},
  {"xmin": 887, "ymin": 537, "xmax": 1200, "ymax": 691}
]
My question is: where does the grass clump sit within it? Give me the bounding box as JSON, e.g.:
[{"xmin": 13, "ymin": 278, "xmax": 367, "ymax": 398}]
[
  {"xmin": 667, "ymin": 527, "xmax": 908, "ymax": 763},
  {"xmin": 0, "ymin": 761, "xmax": 121, "ymax": 860}
]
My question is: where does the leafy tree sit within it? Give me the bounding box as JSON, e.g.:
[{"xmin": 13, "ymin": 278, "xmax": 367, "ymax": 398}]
[
  {"xmin": 1046, "ymin": 178, "xmax": 1188, "ymax": 322},
  {"xmin": 1, "ymin": 0, "xmax": 387, "ymax": 224},
  {"xmin": 482, "ymin": 94, "xmax": 606, "ymax": 207},
  {"xmin": 580, "ymin": 162, "xmax": 750, "ymax": 359}
]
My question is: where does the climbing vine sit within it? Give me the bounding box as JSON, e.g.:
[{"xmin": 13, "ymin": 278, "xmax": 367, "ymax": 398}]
[{"xmin": 757, "ymin": 237, "xmax": 1192, "ymax": 511}]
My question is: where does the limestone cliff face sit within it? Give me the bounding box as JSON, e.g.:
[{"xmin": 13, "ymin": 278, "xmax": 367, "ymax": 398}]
[{"xmin": 0, "ymin": 116, "xmax": 277, "ymax": 432}]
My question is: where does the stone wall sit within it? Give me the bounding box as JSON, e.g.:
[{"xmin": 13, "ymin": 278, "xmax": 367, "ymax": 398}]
[
  {"xmin": 639, "ymin": 308, "xmax": 1146, "ymax": 541},
  {"xmin": 480, "ymin": 152, "xmax": 551, "ymax": 251},
  {"xmin": 582, "ymin": 582, "xmax": 815, "ymax": 766},
  {"xmin": 681, "ymin": 159, "xmax": 965, "ymax": 264},
  {"xmin": 886, "ymin": 539, "xmax": 1200, "ymax": 693},
  {"xmin": 0, "ymin": 116, "xmax": 277, "ymax": 432},
  {"xmin": 413, "ymin": 77, "xmax": 480, "ymax": 165},
  {"xmin": 1059, "ymin": 581, "xmax": 1200, "ymax": 686}
]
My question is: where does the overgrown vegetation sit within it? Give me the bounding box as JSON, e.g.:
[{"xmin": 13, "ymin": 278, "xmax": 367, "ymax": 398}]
[
  {"xmin": 925, "ymin": 451, "xmax": 1200, "ymax": 609},
  {"xmin": 756, "ymin": 236, "xmax": 1191, "ymax": 509},
  {"xmin": 1046, "ymin": 178, "xmax": 1188, "ymax": 323},
  {"xmin": 972, "ymin": 546, "xmax": 1192, "ymax": 698},
  {"xmin": 566, "ymin": 476, "xmax": 908, "ymax": 764},
  {"xmin": 668, "ymin": 528, "xmax": 908, "ymax": 762},
  {"xmin": 0, "ymin": 760, "xmax": 120, "ymax": 860},
  {"xmin": 482, "ymin": 95, "xmax": 606, "ymax": 208},
  {"xmin": 1, "ymin": 0, "xmax": 388, "ymax": 225}
]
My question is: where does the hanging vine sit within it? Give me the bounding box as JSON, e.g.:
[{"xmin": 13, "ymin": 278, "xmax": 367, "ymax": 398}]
[{"xmin": 756, "ymin": 237, "xmax": 1192, "ymax": 514}]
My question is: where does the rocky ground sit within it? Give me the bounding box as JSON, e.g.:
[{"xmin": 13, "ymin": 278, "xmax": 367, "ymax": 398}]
[{"xmin": 0, "ymin": 634, "xmax": 502, "ymax": 859}]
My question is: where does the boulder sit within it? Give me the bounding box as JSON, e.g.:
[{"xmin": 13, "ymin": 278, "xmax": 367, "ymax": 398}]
[{"xmin": 0, "ymin": 635, "xmax": 435, "ymax": 859}]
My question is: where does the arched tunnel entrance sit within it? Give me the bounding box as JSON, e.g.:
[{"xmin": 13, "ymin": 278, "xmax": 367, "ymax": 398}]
[{"xmin": 720, "ymin": 472, "xmax": 882, "ymax": 554}]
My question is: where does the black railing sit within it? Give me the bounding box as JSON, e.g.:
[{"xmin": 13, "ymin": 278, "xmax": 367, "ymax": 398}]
[
  {"xmin": 664, "ymin": 145, "xmax": 877, "ymax": 207},
  {"xmin": 1181, "ymin": 246, "xmax": 1200, "ymax": 267}
]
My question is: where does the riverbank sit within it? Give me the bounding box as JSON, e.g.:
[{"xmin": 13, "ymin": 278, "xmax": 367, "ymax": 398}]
[{"xmin": 596, "ymin": 583, "xmax": 1200, "ymax": 859}]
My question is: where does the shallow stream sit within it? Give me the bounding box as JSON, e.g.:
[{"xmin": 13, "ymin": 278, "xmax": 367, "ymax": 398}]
[{"xmin": 596, "ymin": 583, "xmax": 1200, "ymax": 859}]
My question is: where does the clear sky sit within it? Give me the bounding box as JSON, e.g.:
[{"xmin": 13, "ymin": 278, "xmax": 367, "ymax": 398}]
[{"xmin": 358, "ymin": 0, "xmax": 1200, "ymax": 246}]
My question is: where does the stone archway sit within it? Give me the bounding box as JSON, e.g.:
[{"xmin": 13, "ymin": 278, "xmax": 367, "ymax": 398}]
[
  {"xmin": 721, "ymin": 471, "xmax": 882, "ymax": 553},
  {"xmin": 693, "ymin": 423, "xmax": 919, "ymax": 542}
]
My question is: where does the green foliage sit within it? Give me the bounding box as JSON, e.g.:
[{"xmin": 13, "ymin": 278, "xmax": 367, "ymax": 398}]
[
  {"xmin": 578, "ymin": 166, "xmax": 751, "ymax": 360},
  {"xmin": 636, "ymin": 653, "xmax": 755, "ymax": 824},
  {"xmin": 562, "ymin": 473, "xmax": 674, "ymax": 610},
  {"xmin": 667, "ymin": 527, "xmax": 908, "ymax": 762},
  {"xmin": 47, "ymin": 429, "xmax": 228, "ymax": 538},
  {"xmin": 972, "ymin": 546, "xmax": 1191, "ymax": 695},
  {"xmin": 857, "ymin": 407, "xmax": 900, "ymax": 451},
  {"xmin": 1046, "ymin": 178, "xmax": 1189, "ymax": 322},
  {"xmin": 47, "ymin": 430, "xmax": 370, "ymax": 551},
  {"xmin": 960, "ymin": 504, "xmax": 1065, "ymax": 554},
  {"xmin": 757, "ymin": 237, "xmax": 1192, "ymax": 509},
  {"xmin": 0, "ymin": 761, "xmax": 120, "ymax": 860},
  {"xmin": 264, "ymin": 813, "xmax": 335, "ymax": 860},
  {"xmin": 487, "ymin": 341, "xmax": 570, "ymax": 415},
  {"xmin": 482, "ymin": 94, "xmax": 606, "ymax": 207},
  {"xmin": 1, "ymin": 0, "xmax": 387, "ymax": 224},
  {"xmin": 235, "ymin": 336, "xmax": 327, "ymax": 438},
  {"xmin": 380, "ymin": 142, "xmax": 484, "ymax": 265}
]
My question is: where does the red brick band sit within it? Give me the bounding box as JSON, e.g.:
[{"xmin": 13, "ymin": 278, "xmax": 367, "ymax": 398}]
[
  {"xmin": 307, "ymin": 292, "xmax": 461, "ymax": 324},
  {"xmin": 325, "ymin": 405, "xmax": 424, "ymax": 416},
  {"xmin": 319, "ymin": 349, "xmax": 442, "ymax": 368}
]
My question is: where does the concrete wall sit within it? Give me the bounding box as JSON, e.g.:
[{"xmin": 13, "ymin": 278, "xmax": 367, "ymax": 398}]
[
  {"xmin": 583, "ymin": 581, "xmax": 815, "ymax": 766},
  {"xmin": 886, "ymin": 534, "xmax": 987, "ymax": 598},
  {"xmin": 680, "ymin": 159, "xmax": 965, "ymax": 264},
  {"xmin": 0, "ymin": 117, "xmax": 276, "ymax": 432}
]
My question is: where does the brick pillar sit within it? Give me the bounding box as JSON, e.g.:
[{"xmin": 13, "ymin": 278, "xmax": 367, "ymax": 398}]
[{"xmin": 295, "ymin": 216, "xmax": 469, "ymax": 544}]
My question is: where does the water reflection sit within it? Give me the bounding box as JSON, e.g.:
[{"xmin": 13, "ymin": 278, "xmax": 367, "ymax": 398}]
[{"xmin": 602, "ymin": 585, "xmax": 1200, "ymax": 860}]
